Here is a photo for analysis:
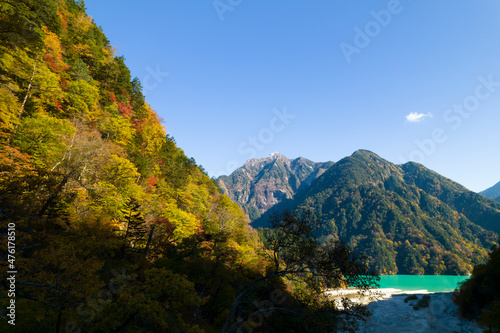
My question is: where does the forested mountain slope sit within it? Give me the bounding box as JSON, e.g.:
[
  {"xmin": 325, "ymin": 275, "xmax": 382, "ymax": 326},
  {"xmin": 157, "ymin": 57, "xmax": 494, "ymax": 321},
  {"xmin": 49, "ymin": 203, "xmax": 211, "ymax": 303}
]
[
  {"xmin": 0, "ymin": 1, "xmax": 266, "ymax": 331},
  {"xmin": 295, "ymin": 150, "xmax": 499, "ymax": 274},
  {"xmin": 401, "ymin": 162, "xmax": 500, "ymax": 234},
  {"xmin": 228, "ymin": 150, "xmax": 499, "ymax": 275},
  {"xmin": 480, "ymin": 181, "xmax": 500, "ymax": 202}
]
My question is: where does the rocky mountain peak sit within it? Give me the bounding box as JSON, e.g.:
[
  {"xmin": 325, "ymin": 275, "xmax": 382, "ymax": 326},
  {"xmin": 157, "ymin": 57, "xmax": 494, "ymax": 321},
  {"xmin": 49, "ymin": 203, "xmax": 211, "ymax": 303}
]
[
  {"xmin": 243, "ymin": 152, "xmax": 289, "ymax": 169},
  {"xmin": 217, "ymin": 153, "xmax": 334, "ymax": 220}
]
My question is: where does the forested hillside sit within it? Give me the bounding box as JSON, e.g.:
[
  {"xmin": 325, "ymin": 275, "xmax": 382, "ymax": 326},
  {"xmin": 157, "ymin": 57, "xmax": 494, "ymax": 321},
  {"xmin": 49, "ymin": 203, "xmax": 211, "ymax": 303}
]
[
  {"xmin": 0, "ymin": 1, "xmax": 376, "ymax": 332},
  {"xmin": 245, "ymin": 150, "xmax": 500, "ymax": 275},
  {"xmin": 296, "ymin": 151, "xmax": 500, "ymax": 274},
  {"xmin": 480, "ymin": 181, "xmax": 500, "ymax": 203},
  {"xmin": 0, "ymin": 0, "xmax": 263, "ymax": 331}
]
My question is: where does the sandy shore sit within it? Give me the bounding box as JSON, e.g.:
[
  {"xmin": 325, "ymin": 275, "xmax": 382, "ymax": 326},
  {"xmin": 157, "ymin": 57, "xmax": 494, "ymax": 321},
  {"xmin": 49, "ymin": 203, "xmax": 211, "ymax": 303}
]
[{"xmin": 327, "ymin": 289, "xmax": 483, "ymax": 332}]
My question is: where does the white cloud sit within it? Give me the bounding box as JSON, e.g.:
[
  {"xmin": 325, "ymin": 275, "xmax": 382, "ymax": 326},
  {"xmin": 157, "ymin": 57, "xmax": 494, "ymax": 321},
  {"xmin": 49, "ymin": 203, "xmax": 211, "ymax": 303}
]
[{"xmin": 405, "ymin": 112, "xmax": 433, "ymax": 123}]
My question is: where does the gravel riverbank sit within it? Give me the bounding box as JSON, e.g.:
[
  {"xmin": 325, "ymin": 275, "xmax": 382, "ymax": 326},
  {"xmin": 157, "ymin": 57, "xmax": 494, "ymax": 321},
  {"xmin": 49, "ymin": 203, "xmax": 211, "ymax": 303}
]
[{"xmin": 356, "ymin": 291, "xmax": 482, "ymax": 333}]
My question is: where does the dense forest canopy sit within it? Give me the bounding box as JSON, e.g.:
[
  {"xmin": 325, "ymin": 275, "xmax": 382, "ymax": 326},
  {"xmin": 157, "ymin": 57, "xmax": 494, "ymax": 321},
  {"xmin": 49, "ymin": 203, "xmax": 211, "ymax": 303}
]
[{"xmin": 0, "ymin": 1, "xmax": 375, "ymax": 332}]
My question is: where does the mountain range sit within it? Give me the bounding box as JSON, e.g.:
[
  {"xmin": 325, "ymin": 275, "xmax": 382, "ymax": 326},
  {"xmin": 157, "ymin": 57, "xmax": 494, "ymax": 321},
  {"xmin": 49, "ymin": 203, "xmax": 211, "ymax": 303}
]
[
  {"xmin": 480, "ymin": 181, "xmax": 500, "ymax": 202},
  {"xmin": 217, "ymin": 150, "xmax": 500, "ymax": 275}
]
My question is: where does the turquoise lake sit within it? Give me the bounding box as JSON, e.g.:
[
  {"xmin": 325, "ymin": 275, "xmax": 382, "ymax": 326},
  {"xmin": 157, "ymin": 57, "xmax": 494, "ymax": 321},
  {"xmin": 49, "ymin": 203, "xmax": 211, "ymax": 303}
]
[{"xmin": 377, "ymin": 275, "xmax": 470, "ymax": 292}]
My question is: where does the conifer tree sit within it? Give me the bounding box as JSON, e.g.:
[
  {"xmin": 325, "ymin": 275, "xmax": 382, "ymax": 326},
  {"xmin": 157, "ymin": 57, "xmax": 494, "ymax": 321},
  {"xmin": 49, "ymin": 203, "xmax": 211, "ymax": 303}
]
[{"xmin": 121, "ymin": 198, "xmax": 146, "ymax": 253}]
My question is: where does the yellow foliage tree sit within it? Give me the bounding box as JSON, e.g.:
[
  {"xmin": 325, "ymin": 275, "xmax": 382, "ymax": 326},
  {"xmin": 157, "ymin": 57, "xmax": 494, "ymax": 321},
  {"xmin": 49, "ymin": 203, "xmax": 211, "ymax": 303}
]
[
  {"xmin": 98, "ymin": 115, "xmax": 134, "ymax": 146},
  {"xmin": 66, "ymin": 79, "xmax": 101, "ymax": 119}
]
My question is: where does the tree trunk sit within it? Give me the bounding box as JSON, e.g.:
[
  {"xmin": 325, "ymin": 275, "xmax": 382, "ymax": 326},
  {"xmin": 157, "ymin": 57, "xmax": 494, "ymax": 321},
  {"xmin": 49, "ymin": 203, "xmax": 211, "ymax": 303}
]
[
  {"xmin": 16, "ymin": 56, "xmax": 38, "ymax": 128},
  {"xmin": 143, "ymin": 225, "xmax": 155, "ymax": 258},
  {"xmin": 55, "ymin": 304, "xmax": 65, "ymax": 333},
  {"xmin": 120, "ymin": 212, "xmax": 132, "ymax": 257},
  {"xmin": 38, "ymin": 168, "xmax": 77, "ymax": 217}
]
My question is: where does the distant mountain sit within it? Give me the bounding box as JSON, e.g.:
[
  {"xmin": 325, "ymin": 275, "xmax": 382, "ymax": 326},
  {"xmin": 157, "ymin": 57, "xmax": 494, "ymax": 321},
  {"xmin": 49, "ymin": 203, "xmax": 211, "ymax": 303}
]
[
  {"xmin": 480, "ymin": 181, "xmax": 500, "ymax": 202},
  {"xmin": 223, "ymin": 150, "xmax": 500, "ymax": 275},
  {"xmin": 217, "ymin": 153, "xmax": 334, "ymax": 220}
]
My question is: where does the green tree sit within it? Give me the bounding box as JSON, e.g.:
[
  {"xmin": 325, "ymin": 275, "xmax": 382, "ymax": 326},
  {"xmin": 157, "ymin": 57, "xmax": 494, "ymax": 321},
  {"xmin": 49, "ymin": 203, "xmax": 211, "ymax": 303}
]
[
  {"xmin": 221, "ymin": 210, "xmax": 378, "ymax": 333},
  {"xmin": 120, "ymin": 198, "xmax": 147, "ymax": 255},
  {"xmin": 455, "ymin": 238, "xmax": 500, "ymax": 331}
]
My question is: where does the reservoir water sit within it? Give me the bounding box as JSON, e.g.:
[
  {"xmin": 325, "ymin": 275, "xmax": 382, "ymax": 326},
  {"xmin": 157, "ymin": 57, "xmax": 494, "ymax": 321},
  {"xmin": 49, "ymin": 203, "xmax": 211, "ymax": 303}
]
[{"xmin": 378, "ymin": 275, "xmax": 470, "ymax": 293}]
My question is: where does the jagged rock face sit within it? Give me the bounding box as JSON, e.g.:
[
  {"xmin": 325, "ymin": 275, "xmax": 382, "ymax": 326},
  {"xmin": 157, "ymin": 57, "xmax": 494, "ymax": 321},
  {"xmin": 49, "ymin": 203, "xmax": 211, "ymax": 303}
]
[{"xmin": 217, "ymin": 153, "xmax": 334, "ymax": 220}]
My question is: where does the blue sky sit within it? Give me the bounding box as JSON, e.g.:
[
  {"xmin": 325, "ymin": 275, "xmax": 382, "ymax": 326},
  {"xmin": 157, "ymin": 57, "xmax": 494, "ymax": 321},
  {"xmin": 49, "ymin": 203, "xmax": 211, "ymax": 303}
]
[{"xmin": 84, "ymin": 0, "xmax": 500, "ymax": 192}]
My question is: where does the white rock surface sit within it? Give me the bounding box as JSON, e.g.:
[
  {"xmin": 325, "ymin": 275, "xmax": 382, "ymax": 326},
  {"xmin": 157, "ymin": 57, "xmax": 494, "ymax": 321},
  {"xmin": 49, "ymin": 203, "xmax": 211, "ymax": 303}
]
[{"xmin": 357, "ymin": 292, "xmax": 483, "ymax": 333}]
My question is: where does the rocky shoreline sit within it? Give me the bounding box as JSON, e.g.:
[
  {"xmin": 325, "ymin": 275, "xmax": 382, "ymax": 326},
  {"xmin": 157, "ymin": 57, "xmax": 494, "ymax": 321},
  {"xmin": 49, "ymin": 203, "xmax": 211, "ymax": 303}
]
[{"xmin": 356, "ymin": 291, "xmax": 483, "ymax": 333}]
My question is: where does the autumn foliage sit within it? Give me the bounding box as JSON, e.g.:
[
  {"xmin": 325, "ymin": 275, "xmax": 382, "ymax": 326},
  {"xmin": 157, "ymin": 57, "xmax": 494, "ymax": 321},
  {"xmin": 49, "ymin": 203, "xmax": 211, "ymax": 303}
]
[
  {"xmin": 0, "ymin": 1, "xmax": 267, "ymax": 331},
  {"xmin": 0, "ymin": 1, "xmax": 372, "ymax": 332}
]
